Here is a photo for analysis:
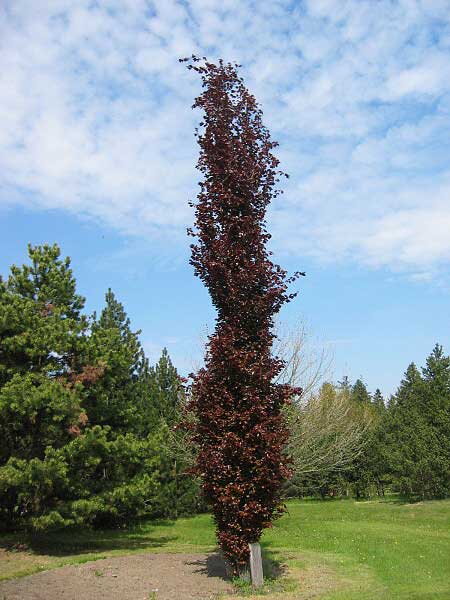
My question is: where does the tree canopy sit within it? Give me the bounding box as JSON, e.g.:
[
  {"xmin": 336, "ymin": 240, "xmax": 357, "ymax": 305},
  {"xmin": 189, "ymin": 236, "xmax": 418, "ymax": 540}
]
[
  {"xmin": 183, "ymin": 56, "xmax": 302, "ymax": 571},
  {"xmin": 0, "ymin": 244, "xmax": 199, "ymax": 531}
]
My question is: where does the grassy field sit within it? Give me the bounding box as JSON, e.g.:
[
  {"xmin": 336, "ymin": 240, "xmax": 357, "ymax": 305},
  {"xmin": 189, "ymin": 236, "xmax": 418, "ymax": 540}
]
[{"xmin": 1, "ymin": 498, "xmax": 449, "ymax": 599}]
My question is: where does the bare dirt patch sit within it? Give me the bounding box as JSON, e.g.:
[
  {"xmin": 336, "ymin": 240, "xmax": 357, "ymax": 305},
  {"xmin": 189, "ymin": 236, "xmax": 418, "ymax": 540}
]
[{"xmin": 0, "ymin": 552, "xmax": 234, "ymax": 600}]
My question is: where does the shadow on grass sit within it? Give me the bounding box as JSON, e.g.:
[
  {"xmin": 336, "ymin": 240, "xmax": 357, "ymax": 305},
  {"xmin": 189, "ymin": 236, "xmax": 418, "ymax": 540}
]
[
  {"xmin": 260, "ymin": 543, "xmax": 288, "ymax": 575},
  {"xmin": 0, "ymin": 527, "xmax": 179, "ymax": 558},
  {"xmin": 286, "ymin": 493, "xmax": 427, "ymax": 506},
  {"xmin": 371, "ymin": 494, "xmax": 428, "ymax": 505},
  {"xmin": 183, "ymin": 545, "xmax": 287, "ymax": 588}
]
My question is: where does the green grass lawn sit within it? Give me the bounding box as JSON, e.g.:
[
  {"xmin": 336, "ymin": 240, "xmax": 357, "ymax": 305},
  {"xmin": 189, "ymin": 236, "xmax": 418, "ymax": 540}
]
[{"xmin": 1, "ymin": 498, "xmax": 449, "ymax": 599}]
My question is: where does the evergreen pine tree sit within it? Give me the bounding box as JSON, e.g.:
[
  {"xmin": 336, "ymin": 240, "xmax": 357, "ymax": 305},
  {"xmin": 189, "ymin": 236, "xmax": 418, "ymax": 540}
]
[
  {"xmin": 351, "ymin": 379, "xmax": 371, "ymax": 404},
  {"xmin": 0, "ymin": 248, "xmax": 172, "ymax": 530},
  {"xmin": 149, "ymin": 348, "xmax": 181, "ymax": 426},
  {"xmin": 84, "ymin": 288, "xmax": 151, "ymax": 432},
  {"xmin": 344, "ymin": 379, "xmax": 376, "ymax": 498},
  {"xmin": 372, "ymin": 389, "xmax": 385, "ymax": 413},
  {"xmin": 394, "ymin": 362, "xmax": 422, "ymax": 408},
  {"xmin": 0, "ymin": 245, "xmax": 90, "ymax": 528},
  {"xmin": 382, "ymin": 349, "xmax": 450, "ymax": 499},
  {"xmin": 0, "ymin": 243, "xmax": 87, "ymax": 386},
  {"xmin": 0, "ymin": 244, "xmax": 88, "ymax": 463},
  {"xmin": 337, "ymin": 375, "xmax": 351, "ymax": 391},
  {"xmin": 151, "ymin": 348, "xmax": 202, "ymax": 518}
]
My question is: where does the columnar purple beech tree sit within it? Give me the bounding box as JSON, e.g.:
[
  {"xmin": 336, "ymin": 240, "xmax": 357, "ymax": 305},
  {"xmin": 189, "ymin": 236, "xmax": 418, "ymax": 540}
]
[{"xmin": 182, "ymin": 56, "xmax": 303, "ymax": 572}]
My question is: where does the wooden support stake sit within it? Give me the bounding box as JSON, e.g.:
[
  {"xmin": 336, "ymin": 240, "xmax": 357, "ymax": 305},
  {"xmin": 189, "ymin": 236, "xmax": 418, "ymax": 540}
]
[{"xmin": 249, "ymin": 542, "xmax": 264, "ymax": 588}]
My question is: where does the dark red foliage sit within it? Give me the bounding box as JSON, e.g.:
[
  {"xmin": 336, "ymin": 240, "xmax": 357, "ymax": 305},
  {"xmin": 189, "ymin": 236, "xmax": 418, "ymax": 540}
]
[{"xmin": 183, "ymin": 56, "xmax": 302, "ymax": 571}]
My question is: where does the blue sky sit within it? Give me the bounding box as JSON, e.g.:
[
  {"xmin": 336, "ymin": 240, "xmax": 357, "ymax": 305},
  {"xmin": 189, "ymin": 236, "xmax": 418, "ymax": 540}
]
[{"xmin": 1, "ymin": 0, "xmax": 450, "ymax": 397}]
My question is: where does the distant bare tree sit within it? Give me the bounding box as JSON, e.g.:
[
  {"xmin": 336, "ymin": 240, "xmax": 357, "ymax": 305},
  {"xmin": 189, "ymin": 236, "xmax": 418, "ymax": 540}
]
[
  {"xmin": 285, "ymin": 382, "xmax": 375, "ymax": 477},
  {"xmin": 274, "ymin": 320, "xmax": 332, "ymax": 400},
  {"xmin": 164, "ymin": 391, "xmax": 197, "ymax": 470}
]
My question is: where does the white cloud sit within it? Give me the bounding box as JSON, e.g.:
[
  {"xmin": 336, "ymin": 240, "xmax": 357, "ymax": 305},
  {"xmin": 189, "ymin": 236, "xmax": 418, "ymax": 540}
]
[
  {"xmin": 382, "ymin": 52, "xmax": 450, "ymax": 100},
  {"xmin": 1, "ymin": 0, "xmax": 450, "ymax": 274}
]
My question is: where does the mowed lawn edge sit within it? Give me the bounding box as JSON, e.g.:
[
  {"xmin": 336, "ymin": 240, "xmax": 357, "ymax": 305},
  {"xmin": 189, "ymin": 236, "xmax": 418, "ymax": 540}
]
[{"xmin": 1, "ymin": 499, "xmax": 449, "ymax": 599}]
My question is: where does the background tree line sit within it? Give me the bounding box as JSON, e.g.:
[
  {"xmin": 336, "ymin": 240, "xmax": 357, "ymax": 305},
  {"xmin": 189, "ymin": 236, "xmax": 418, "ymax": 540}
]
[
  {"xmin": 1, "ymin": 244, "xmax": 449, "ymax": 533},
  {"xmin": 284, "ymin": 350, "xmax": 450, "ymax": 501},
  {"xmin": 0, "ymin": 244, "xmax": 200, "ymax": 532}
]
